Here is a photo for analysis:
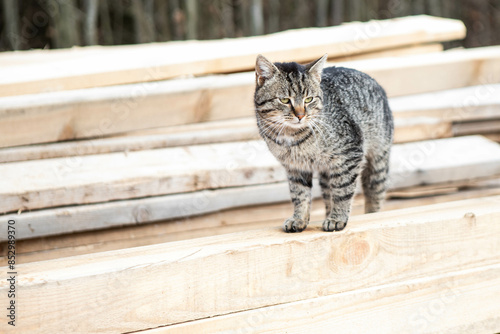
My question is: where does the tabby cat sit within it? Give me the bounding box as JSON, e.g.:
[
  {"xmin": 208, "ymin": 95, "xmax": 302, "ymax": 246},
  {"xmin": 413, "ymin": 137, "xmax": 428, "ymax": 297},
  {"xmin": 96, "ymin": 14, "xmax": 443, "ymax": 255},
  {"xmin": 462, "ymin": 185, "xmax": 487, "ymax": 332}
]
[{"xmin": 254, "ymin": 54, "xmax": 393, "ymax": 232}]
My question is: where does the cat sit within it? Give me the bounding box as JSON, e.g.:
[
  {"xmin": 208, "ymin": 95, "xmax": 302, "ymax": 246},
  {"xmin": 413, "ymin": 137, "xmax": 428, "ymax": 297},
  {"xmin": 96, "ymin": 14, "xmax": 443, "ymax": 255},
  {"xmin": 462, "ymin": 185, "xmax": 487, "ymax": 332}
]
[{"xmin": 254, "ymin": 54, "xmax": 393, "ymax": 232}]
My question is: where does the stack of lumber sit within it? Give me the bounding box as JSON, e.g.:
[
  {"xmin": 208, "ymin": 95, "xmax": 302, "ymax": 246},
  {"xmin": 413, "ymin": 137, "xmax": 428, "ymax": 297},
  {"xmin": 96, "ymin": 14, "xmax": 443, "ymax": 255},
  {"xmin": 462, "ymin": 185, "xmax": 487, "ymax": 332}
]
[
  {"xmin": 3, "ymin": 198, "xmax": 500, "ymax": 333},
  {"xmin": 1, "ymin": 15, "xmax": 500, "ymax": 333}
]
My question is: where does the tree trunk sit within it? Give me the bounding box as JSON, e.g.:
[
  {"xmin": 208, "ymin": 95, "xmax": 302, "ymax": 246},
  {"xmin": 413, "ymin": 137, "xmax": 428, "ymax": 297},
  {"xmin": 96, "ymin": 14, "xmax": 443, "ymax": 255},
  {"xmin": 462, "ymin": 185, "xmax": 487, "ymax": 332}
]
[
  {"xmin": 144, "ymin": 0, "xmax": 156, "ymax": 42},
  {"xmin": 250, "ymin": 0, "xmax": 264, "ymax": 35},
  {"xmin": 412, "ymin": 0, "xmax": 426, "ymax": 14},
  {"xmin": 316, "ymin": 0, "xmax": 328, "ymax": 26},
  {"xmin": 330, "ymin": 0, "xmax": 344, "ymax": 25},
  {"xmin": 221, "ymin": 0, "xmax": 235, "ymax": 38},
  {"xmin": 156, "ymin": 0, "xmax": 171, "ymax": 41},
  {"xmin": 99, "ymin": 0, "xmax": 114, "ymax": 45},
  {"xmin": 237, "ymin": 0, "xmax": 251, "ymax": 36},
  {"xmin": 349, "ymin": 0, "xmax": 361, "ymax": 21},
  {"xmin": 268, "ymin": 0, "xmax": 280, "ymax": 32},
  {"xmin": 169, "ymin": 0, "xmax": 185, "ymax": 40},
  {"xmin": 83, "ymin": 0, "xmax": 98, "ymax": 45},
  {"xmin": 2, "ymin": 0, "xmax": 21, "ymax": 50},
  {"xmin": 426, "ymin": 0, "xmax": 442, "ymax": 17},
  {"xmin": 110, "ymin": 0, "xmax": 124, "ymax": 44},
  {"xmin": 52, "ymin": 0, "xmax": 81, "ymax": 48},
  {"xmin": 186, "ymin": 0, "xmax": 198, "ymax": 39}
]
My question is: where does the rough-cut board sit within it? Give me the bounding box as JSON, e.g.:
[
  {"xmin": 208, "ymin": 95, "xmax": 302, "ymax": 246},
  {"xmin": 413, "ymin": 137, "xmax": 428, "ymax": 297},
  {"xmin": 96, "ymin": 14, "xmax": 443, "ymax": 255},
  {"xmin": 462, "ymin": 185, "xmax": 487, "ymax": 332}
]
[
  {"xmin": 2, "ymin": 136, "xmax": 500, "ymax": 238},
  {"xmin": 0, "ymin": 116, "xmax": 451, "ymax": 163},
  {"xmin": 328, "ymin": 42, "xmax": 443, "ymax": 62},
  {"xmin": 453, "ymin": 118, "xmax": 500, "ymax": 136},
  {"xmin": 4, "ymin": 177, "xmax": 500, "ymax": 265},
  {"xmin": 1, "ymin": 135, "xmax": 500, "ymax": 215},
  {"xmin": 390, "ymin": 83, "xmax": 500, "ymax": 121},
  {"xmin": 141, "ymin": 265, "xmax": 500, "ymax": 334},
  {"xmin": 3, "ymin": 46, "xmax": 500, "ymax": 148},
  {"xmin": 0, "ymin": 41, "xmax": 443, "ymax": 68},
  {"xmin": 1, "ymin": 196, "xmax": 499, "ymax": 333},
  {"xmin": 0, "ymin": 16, "xmax": 464, "ymax": 97}
]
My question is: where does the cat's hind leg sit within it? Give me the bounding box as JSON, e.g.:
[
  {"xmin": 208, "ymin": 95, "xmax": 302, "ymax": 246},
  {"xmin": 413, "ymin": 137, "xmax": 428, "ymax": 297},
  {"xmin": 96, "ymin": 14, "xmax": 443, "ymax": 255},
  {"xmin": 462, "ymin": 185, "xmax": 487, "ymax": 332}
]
[
  {"xmin": 362, "ymin": 149, "xmax": 390, "ymax": 213},
  {"xmin": 323, "ymin": 157, "xmax": 362, "ymax": 232}
]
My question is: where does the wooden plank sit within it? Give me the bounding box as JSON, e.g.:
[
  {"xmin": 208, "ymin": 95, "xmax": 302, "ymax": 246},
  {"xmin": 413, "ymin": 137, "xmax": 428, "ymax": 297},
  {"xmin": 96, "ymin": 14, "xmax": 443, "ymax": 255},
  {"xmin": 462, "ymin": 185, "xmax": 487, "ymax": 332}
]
[
  {"xmin": 1, "ymin": 135, "xmax": 500, "ymax": 217},
  {"xmin": 393, "ymin": 117, "xmax": 452, "ymax": 143},
  {"xmin": 0, "ymin": 115, "xmax": 451, "ymax": 163},
  {"xmin": 0, "ymin": 118, "xmax": 260, "ymax": 163},
  {"xmin": 140, "ymin": 265, "xmax": 500, "ymax": 334},
  {"xmin": 329, "ymin": 42, "xmax": 443, "ymax": 62},
  {"xmin": 4, "ymin": 176, "xmax": 500, "ymax": 265},
  {"xmin": 391, "ymin": 83, "xmax": 500, "ymax": 121},
  {"xmin": 0, "ymin": 16, "xmax": 465, "ymax": 97},
  {"xmin": 2, "ymin": 46, "xmax": 500, "ymax": 148},
  {"xmin": 453, "ymin": 118, "xmax": 500, "ymax": 136},
  {"xmin": 0, "ymin": 43, "xmax": 443, "ymax": 68},
  {"xmin": 0, "ymin": 73, "xmax": 254, "ymax": 148},
  {"xmin": 1, "ymin": 196, "xmax": 499, "ymax": 333}
]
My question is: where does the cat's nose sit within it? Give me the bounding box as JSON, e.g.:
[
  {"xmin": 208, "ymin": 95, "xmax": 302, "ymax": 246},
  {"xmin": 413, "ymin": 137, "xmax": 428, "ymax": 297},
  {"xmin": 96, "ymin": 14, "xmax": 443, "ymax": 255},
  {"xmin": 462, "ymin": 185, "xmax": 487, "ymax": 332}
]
[{"xmin": 294, "ymin": 105, "xmax": 305, "ymax": 120}]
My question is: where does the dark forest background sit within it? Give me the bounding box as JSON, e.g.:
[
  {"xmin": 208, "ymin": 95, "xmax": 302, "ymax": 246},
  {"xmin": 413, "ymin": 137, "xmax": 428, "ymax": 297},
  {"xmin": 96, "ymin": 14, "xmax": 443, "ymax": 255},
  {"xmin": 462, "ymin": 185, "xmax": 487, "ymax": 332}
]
[{"xmin": 1, "ymin": 0, "xmax": 499, "ymax": 52}]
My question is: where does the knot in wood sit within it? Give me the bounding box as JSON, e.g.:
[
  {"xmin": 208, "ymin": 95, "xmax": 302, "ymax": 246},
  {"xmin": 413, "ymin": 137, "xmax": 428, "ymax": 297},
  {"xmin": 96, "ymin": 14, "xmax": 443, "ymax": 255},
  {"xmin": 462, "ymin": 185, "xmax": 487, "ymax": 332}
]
[
  {"xmin": 340, "ymin": 236, "xmax": 371, "ymax": 266},
  {"xmin": 133, "ymin": 205, "xmax": 151, "ymax": 223}
]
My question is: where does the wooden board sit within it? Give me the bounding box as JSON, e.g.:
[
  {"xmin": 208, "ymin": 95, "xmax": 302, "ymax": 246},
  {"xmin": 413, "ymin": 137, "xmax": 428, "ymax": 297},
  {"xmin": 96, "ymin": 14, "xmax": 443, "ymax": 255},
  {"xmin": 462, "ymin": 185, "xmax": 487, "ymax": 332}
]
[
  {"xmin": 0, "ymin": 115, "xmax": 452, "ymax": 163},
  {"xmin": 3, "ymin": 46, "xmax": 500, "ymax": 148},
  {"xmin": 4, "ymin": 176, "xmax": 500, "ymax": 265},
  {"xmin": 391, "ymin": 83, "xmax": 500, "ymax": 121},
  {"xmin": 1, "ymin": 196, "xmax": 499, "ymax": 333},
  {"xmin": 0, "ymin": 16, "xmax": 464, "ymax": 97},
  {"xmin": 453, "ymin": 118, "xmax": 500, "ymax": 136},
  {"xmin": 1, "ymin": 135, "xmax": 500, "ymax": 217},
  {"xmin": 142, "ymin": 264, "xmax": 500, "ymax": 334},
  {"xmin": 328, "ymin": 42, "xmax": 443, "ymax": 62}
]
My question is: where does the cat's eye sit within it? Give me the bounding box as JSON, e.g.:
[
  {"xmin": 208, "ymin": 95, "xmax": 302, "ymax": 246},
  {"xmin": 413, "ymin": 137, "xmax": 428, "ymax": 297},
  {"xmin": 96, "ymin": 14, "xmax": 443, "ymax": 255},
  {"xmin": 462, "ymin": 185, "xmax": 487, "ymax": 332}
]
[
  {"xmin": 279, "ymin": 97, "xmax": 290, "ymax": 104},
  {"xmin": 304, "ymin": 97, "xmax": 313, "ymax": 103}
]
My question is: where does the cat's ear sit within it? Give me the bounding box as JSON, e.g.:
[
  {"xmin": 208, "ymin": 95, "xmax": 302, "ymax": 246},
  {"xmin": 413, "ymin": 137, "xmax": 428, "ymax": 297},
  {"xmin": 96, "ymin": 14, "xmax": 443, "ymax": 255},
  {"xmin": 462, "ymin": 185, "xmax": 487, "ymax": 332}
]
[
  {"xmin": 255, "ymin": 54, "xmax": 278, "ymax": 87},
  {"xmin": 306, "ymin": 54, "xmax": 328, "ymax": 82}
]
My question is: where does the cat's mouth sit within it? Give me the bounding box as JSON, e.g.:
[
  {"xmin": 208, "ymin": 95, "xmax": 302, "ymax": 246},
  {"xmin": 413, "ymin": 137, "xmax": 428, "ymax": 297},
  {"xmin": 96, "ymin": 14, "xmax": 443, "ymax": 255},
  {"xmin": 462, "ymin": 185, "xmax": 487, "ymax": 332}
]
[{"xmin": 287, "ymin": 116, "xmax": 309, "ymax": 128}]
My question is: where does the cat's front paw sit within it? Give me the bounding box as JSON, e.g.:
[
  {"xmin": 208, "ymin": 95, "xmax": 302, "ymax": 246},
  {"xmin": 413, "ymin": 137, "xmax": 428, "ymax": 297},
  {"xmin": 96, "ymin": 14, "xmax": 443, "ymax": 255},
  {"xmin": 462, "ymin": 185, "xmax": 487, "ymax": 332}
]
[
  {"xmin": 283, "ymin": 217, "xmax": 308, "ymax": 233},
  {"xmin": 322, "ymin": 217, "xmax": 347, "ymax": 232}
]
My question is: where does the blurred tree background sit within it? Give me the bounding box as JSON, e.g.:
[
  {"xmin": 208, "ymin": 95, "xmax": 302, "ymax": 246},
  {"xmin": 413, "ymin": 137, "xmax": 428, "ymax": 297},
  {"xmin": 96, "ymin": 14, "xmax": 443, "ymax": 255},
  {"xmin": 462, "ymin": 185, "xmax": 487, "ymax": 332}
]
[{"xmin": 0, "ymin": 0, "xmax": 499, "ymax": 52}]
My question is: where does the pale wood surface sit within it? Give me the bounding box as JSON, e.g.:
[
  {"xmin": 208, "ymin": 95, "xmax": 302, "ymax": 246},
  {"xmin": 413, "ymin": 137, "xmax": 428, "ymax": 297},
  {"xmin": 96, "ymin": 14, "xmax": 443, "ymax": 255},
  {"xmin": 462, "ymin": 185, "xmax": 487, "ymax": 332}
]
[
  {"xmin": 4, "ymin": 177, "xmax": 500, "ymax": 265},
  {"xmin": 1, "ymin": 135, "xmax": 499, "ymax": 218},
  {"xmin": 143, "ymin": 265, "xmax": 500, "ymax": 334},
  {"xmin": 2, "ymin": 46, "xmax": 500, "ymax": 148},
  {"xmin": 0, "ymin": 16, "xmax": 464, "ymax": 97},
  {"xmin": 390, "ymin": 83, "xmax": 500, "ymax": 121},
  {"xmin": 328, "ymin": 42, "xmax": 443, "ymax": 62},
  {"xmin": 1, "ymin": 196, "xmax": 499, "ymax": 333},
  {"xmin": 0, "ymin": 115, "xmax": 452, "ymax": 163}
]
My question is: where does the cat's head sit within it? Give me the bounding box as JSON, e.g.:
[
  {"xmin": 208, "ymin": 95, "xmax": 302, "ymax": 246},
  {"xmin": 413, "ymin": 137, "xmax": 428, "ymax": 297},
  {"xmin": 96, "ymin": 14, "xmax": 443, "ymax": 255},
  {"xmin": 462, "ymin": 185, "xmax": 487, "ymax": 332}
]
[{"xmin": 254, "ymin": 54, "xmax": 327, "ymax": 130}]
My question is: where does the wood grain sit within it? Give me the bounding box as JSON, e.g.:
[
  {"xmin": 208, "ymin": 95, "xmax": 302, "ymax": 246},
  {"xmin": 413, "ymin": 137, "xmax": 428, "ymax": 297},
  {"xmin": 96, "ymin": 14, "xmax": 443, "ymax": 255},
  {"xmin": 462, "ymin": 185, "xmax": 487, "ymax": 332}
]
[
  {"xmin": 1, "ymin": 195, "xmax": 499, "ymax": 333},
  {"xmin": 4, "ymin": 176, "xmax": 500, "ymax": 265},
  {"xmin": 0, "ymin": 16, "xmax": 464, "ymax": 97},
  {"xmin": 0, "ymin": 115, "xmax": 453, "ymax": 163},
  {"xmin": 2, "ymin": 46, "xmax": 500, "ymax": 148},
  {"xmin": 142, "ymin": 265, "xmax": 500, "ymax": 334},
  {"xmin": 1, "ymin": 135, "xmax": 499, "ymax": 218}
]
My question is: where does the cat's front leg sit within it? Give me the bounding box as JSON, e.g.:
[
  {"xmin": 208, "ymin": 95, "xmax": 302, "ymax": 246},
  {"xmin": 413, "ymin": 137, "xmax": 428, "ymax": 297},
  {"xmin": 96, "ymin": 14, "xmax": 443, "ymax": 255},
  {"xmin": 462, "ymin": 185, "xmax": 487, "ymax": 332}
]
[
  {"xmin": 284, "ymin": 169, "xmax": 313, "ymax": 232},
  {"xmin": 323, "ymin": 163, "xmax": 361, "ymax": 232}
]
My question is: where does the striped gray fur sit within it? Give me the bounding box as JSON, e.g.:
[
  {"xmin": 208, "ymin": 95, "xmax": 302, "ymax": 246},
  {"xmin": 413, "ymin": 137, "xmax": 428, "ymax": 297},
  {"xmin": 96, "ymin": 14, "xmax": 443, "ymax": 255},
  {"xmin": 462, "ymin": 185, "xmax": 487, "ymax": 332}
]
[{"xmin": 254, "ymin": 54, "xmax": 394, "ymax": 232}]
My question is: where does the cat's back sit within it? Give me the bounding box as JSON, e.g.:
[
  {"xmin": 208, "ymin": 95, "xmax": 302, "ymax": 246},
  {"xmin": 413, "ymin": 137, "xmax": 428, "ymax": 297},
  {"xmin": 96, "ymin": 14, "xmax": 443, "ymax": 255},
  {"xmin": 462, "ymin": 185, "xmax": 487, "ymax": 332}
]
[
  {"xmin": 320, "ymin": 66, "xmax": 386, "ymax": 101},
  {"xmin": 320, "ymin": 65, "xmax": 393, "ymax": 149},
  {"xmin": 321, "ymin": 66, "xmax": 391, "ymax": 124}
]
